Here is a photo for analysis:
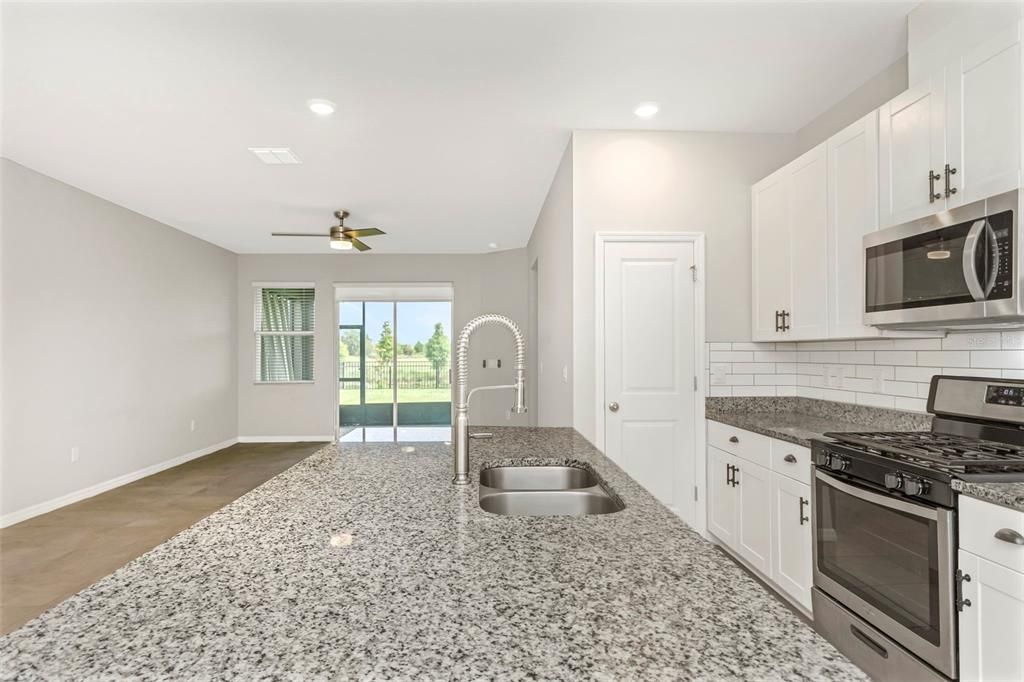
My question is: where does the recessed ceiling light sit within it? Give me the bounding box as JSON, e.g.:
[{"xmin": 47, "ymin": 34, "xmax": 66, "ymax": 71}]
[
  {"xmin": 634, "ymin": 102, "xmax": 659, "ymax": 118},
  {"xmin": 488, "ymin": 242, "xmax": 499, "ymax": 249},
  {"xmin": 308, "ymin": 99, "xmax": 336, "ymax": 116},
  {"xmin": 248, "ymin": 147, "xmax": 301, "ymax": 165}
]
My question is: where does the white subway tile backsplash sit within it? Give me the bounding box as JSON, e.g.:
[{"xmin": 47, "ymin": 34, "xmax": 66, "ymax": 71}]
[
  {"xmin": 704, "ymin": 336, "xmax": 1024, "ymax": 414},
  {"xmin": 874, "ymin": 350, "xmax": 918, "ymax": 365},
  {"xmin": 893, "ymin": 366, "xmax": 942, "ymax": 383},
  {"xmin": 971, "ymin": 350, "xmax": 1024, "ymax": 369},
  {"xmin": 918, "ymin": 350, "xmax": 971, "ymax": 367}
]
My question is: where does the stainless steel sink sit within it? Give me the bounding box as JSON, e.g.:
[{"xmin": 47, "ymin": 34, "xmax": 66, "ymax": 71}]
[
  {"xmin": 479, "ymin": 465, "xmax": 597, "ymax": 490},
  {"xmin": 478, "ymin": 465, "xmax": 623, "ymax": 516}
]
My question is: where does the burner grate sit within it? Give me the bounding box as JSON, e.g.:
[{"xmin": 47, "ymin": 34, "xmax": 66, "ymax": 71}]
[{"xmin": 824, "ymin": 431, "xmax": 1024, "ymax": 472}]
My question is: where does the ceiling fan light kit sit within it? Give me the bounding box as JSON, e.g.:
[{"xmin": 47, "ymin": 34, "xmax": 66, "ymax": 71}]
[{"xmin": 271, "ymin": 209, "xmax": 385, "ymax": 252}]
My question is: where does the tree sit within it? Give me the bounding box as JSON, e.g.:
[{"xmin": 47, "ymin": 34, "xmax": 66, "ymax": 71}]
[
  {"xmin": 424, "ymin": 322, "xmax": 450, "ymax": 387},
  {"xmin": 399, "ymin": 343, "xmax": 414, "ymax": 356},
  {"xmin": 377, "ymin": 321, "xmax": 394, "ymax": 364},
  {"xmin": 413, "ymin": 340, "xmax": 424, "ymax": 355},
  {"xmin": 340, "ymin": 329, "xmax": 361, "ymax": 357}
]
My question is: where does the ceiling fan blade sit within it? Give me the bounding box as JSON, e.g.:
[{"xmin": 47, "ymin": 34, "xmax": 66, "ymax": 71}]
[
  {"xmin": 271, "ymin": 232, "xmax": 330, "ymax": 237},
  {"xmin": 340, "ymin": 228, "xmax": 384, "ymax": 238},
  {"xmin": 350, "ymin": 238, "xmax": 371, "ymax": 252}
]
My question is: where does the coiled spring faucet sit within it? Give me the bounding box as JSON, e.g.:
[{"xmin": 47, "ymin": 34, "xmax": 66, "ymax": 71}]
[{"xmin": 452, "ymin": 314, "xmax": 527, "ymax": 484}]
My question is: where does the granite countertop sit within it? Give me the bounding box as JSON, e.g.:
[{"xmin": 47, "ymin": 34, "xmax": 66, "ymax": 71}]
[
  {"xmin": 705, "ymin": 397, "xmax": 933, "ymax": 448},
  {"xmin": 952, "ymin": 480, "xmax": 1024, "ymax": 513},
  {"xmin": 0, "ymin": 427, "xmax": 866, "ymax": 681}
]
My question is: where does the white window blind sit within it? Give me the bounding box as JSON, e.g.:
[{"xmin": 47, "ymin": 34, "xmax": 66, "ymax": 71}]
[{"xmin": 254, "ymin": 286, "xmax": 315, "ymax": 382}]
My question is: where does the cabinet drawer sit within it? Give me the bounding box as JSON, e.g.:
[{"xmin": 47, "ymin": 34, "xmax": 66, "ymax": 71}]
[
  {"xmin": 771, "ymin": 440, "xmax": 812, "ymax": 485},
  {"xmin": 708, "ymin": 421, "xmax": 771, "ymax": 468},
  {"xmin": 959, "ymin": 496, "xmax": 1024, "ymax": 574}
]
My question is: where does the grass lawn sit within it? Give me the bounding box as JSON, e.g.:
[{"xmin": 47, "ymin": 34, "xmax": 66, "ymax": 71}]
[{"xmin": 340, "ymin": 387, "xmax": 451, "ymax": 405}]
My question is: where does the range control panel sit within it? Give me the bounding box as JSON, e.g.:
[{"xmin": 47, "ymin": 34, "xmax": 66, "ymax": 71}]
[{"xmin": 986, "ymin": 384, "xmax": 1024, "ymax": 407}]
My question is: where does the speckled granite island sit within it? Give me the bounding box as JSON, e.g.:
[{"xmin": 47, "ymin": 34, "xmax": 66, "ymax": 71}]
[{"xmin": 0, "ymin": 427, "xmax": 866, "ymax": 680}]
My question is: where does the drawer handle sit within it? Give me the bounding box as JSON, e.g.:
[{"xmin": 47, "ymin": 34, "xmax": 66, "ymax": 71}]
[
  {"xmin": 994, "ymin": 528, "xmax": 1024, "ymax": 546},
  {"xmin": 729, "ymin": 436, "xmax": 739, "ymax": 444},
  {"xmin": 850, "ymin": 625, "xmax": 888, "ymax": 659},
  {"xmin": 783, "ymin": 454, "xmax": 797, "ymax": 463}
]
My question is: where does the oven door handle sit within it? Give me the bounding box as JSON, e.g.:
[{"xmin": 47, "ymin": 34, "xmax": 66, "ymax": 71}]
[
  {"xmin": 815, "ymin": 470, "xmax": 940, "ymax": 521},
  {"xmin": 963, "ymin": 219, "xmax": 990, "ymax": 301}
]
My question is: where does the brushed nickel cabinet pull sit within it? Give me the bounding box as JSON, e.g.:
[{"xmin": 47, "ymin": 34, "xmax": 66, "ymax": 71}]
[
  {"xmin": 784, "ymin": 454, "xmax": 797, "ymax": 463},
  {"xmin": 729, "ymin": 436, "xmax": 739, "ymax": 444},
  {"xmin": 929, "ymin": 170, "xmax": 942, "ymax": 202},
  {"xmin": 945, "ymin": 164, "xmax": 958, "ymax": 197},
  {"xmin": 995, "ymin": 528, "xmax": 1024, "ymax": 546}
]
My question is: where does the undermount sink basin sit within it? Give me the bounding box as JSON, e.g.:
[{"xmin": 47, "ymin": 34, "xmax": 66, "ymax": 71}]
[
  {"xmin": 479, "ymin": 465, "xmax": 597, "ymax": 490},
  {"xmin": 478, "ymin": 465, "xmax": 623, "ymax": 517}
]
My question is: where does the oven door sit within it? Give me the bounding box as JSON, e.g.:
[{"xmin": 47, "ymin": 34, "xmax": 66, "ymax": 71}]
[{"xmin": 813, "ymin": 471, "xmax": 956, "ymax": 678}]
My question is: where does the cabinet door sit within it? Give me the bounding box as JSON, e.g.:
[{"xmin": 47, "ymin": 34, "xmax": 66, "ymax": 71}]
[
  {"xmin": 787, "ymin": 144, "xmax": 829, "ymax": 340},
  {"xmin": 879, "ymin": 75, "xmax": 947, "ymax": 227},
  {"xmin": 958, "ymin": 550, "xmax": 1024, "ymax": 682},
  {"xmin": 735, "ymin": 460, "xmax": 772, "ymax": 575},
  {"xmin": 828, "ymin": 111, "xmax": 881, "ymax": 339},
  {"xmin": 946, "ymin": 25, "xmax": 1022, "ymax": 208},
  {"xmin": 751, "ymin": 169, "xmax": 790, "ymax": 341},
  {"xmin": 770, "ymin": 473, "xmax": 812, "ymax": 611},
  {"xmin": 707, "ymin": 447, "xmax": 738, "ymax": 547}
]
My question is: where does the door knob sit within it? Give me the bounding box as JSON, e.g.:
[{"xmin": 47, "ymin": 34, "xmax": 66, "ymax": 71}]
[{"xmin": 608, "ymin": 402, "xmax": 620, "ymax": 413}]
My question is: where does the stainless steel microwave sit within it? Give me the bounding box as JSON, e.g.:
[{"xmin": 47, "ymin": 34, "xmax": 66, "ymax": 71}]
[{"xmin": 864, "ymin": 190, "xmax": 1020, "ymax": 328}]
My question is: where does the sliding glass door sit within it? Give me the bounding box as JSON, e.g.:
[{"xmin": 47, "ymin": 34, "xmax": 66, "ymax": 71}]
[{"xmin": 338, "ymin": 300, "xmax": 452, "ymax": 433}]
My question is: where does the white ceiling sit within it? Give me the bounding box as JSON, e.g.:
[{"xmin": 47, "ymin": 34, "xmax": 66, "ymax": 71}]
[{"xmin": 2, "ymin": 1, "xmax": 914, "ymax": 254}]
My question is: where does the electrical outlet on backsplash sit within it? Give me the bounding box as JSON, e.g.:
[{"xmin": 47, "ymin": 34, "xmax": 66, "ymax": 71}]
[{"xmin": 706, "ymin": 332, "xmax": 1024, "ymax": 412}]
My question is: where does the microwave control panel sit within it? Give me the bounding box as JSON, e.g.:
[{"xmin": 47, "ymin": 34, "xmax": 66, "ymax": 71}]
[
  {"xmin": 989, "ymin": 210, "xmax": 1014, "ymax": 301},
  {"xmin": 986, "ymin": 385, "xmax": 1024, "ymax": 407}
]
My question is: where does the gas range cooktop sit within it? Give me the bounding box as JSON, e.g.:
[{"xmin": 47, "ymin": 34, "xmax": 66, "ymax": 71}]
[{"xmin": 822, "ymin": 431, "xmax": 1024, "ymax": 475}]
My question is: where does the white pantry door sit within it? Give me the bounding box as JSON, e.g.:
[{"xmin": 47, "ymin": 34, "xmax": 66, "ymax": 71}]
[{"xmin": 603, "ymin": 239, "xmax": 697, "ymax": 521}]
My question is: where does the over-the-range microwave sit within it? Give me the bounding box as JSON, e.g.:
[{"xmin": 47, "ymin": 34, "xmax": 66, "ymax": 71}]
[{"xmin": 864, "ymin": 189, "xmax": 1022, "ymax": 329}]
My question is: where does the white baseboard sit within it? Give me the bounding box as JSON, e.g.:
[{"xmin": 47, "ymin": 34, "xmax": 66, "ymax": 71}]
[
  {"xmin": 237, "ymin": 435, "xmax": 334, "ymax": 443},
  {"xmin": 0, "ymin": 437, "xmax": 239, "ymax": 528}
]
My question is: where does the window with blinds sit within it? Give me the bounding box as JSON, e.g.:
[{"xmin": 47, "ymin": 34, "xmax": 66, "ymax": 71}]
[{"xmin": 254, "ymin": 286, "xmax": 315, "ymax": 382}]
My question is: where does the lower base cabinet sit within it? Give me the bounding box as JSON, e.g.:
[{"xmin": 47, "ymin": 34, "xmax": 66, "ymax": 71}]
[
  {"xmin": 706, "ymin": 430, "xmax": 813, "ymax": 615},
  {"xmin": 770, "ymin": 473, "xmax": 813, "ymax": 611},
  {"xmin": 958, "ymin": 549, "xmax": 1024, "ymax": 682}
]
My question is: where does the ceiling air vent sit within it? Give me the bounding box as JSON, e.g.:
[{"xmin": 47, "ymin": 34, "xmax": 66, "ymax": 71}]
[{"xmin": 248, "ymin": 147, "xmax": 301, "ymax": 165}]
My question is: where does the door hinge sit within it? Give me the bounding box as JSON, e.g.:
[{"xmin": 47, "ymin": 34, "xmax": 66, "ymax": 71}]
[
  {"xmin": 694, "ymin": 486, "xmax": 699, "ymax": 502},
  {"xmin": 690, "ymin": 264, "xmax": 698, "ymax": 282},
  {"xmin": 693, "ymin": 376, "xmax": 698, "ymax": 391}
]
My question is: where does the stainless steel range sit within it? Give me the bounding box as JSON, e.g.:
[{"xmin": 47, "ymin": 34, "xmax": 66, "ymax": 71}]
[{"xmin": 810, "ymin": 375, "xmax": 1024, "ymax": 682}]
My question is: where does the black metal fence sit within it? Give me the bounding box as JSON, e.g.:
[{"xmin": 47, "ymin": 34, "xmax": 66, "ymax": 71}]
[{"xmin": 341, "ymin": 359, "xmax": 451, "ymax": 389}]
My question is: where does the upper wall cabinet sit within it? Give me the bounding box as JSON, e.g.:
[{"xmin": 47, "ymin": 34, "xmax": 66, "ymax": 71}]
[
  {"xmin": 751, "ymin": 145, "xmax": 828, "ymax": 342},
  {"xmin": 827, "ymin": 111, "xmax": 880, "ymax": 339},
  {"xmin": 880, "ymin": 25, "xmax": 1022, "ymax": 229}
]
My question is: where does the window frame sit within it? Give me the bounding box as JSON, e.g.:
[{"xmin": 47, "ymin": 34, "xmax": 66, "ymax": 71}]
[{"xmin": 252, "ymin": 282, "xmax": 317, "ymax": 384}]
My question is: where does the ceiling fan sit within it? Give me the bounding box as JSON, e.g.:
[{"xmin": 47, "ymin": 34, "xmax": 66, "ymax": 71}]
[{"xmin": 272, "ymin": 210, "xmax": 385, "ymax": 251}]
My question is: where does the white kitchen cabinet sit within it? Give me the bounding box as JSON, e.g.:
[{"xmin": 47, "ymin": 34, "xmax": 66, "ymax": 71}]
[
  {"xmin": 707, "ymin": 446, "xmax": 738, "ymax": 546},
  {"xmin": 958, "ymin": 549, "xmax": 1024, "ymax": 682},
  {"xmin": 751, "ymin": 167, "xmax": 790, "ymax": 341},
  {"xmin": 735, "ymin": 459, "xmax": 773, "ymax": 575},
  {"xmin": 751, "ymin": 144, "xmax": 827, "ymax": 342},
  {"xmin": 880, "ymin": 25, "xmax": 1022, "ymax": 228},
  {"xmin": 787, "ymin": 145, "xmax": 829, "ymax": 340},
  {"xmin": 770, "ymin": 473, "xmax": 813, "ymax": 611},
  {"xmin": 879, "ymin": 75, "xmax": 947, "ymax": 228},
  {"xmin": 827, "ymin": 111, "xmax": 881, "ymax": 339},
  {"xmin": 946, "ymin": 25, "xmax": 1022, "ymax": 208}
]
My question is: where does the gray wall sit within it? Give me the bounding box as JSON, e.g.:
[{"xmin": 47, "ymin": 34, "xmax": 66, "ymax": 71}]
[
  {"xmin": 793, "ymin": 55, "xmax": 908, "ymax": 155},
  {"xmin": 569, "ymin": 130, "xmax": 796, "ymax": 444},
  {"xmin": 526, "ymin": 142, "xmax": 573, "ymax": 427},
  {"xmin": 1, "ymin": 160, "xmax": 238, "ymax": 519},
  {"xmin": 237, "ymin": 250, "xmax": 530, "ymax": 437}
]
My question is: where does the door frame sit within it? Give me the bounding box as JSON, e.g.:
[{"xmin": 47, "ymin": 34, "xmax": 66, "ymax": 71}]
[{"xmin": 594, "ymin": 232, "xmax": 707, "ymax": 533}]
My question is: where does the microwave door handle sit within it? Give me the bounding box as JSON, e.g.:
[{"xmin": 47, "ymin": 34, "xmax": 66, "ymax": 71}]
[
  {"xmin": 962, "ymin": 219, "xmax": 988, "ymax": 301},
  {"xmin": 983, "ymin": 219, "xmax": 999, "ymax": 297}
]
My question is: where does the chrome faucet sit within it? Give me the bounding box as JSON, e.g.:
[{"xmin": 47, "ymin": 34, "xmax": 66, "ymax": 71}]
[{"xmin": 452, "ymin": 314, "xmax": 527, "ymax": 484}]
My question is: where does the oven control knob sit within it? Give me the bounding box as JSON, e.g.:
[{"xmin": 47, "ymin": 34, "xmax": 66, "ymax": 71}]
[
  {"xmin": 884, "ymin": 472, "xmax": 903, "ymax": 490},
  {"xmin": 828, "ymin": 454, "xmax": 850, "ymax": 472},
  {"xmin": 903, "ymin": 476, "xmax": 929, "ymax": 497}
]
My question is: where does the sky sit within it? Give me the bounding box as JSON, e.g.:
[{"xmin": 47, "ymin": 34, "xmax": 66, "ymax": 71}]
[{"xmin": 339, "ymin": 301, "xmax": 451, "ymax": 345}]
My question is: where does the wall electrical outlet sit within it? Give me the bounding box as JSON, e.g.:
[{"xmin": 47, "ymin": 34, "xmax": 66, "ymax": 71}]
[
  {"xmin": 965, "ymin": 334, "xmax": 1000, "ymax": 349},
  {"xmin": 826, "ymin": 365, "xmax": 844, "ymax": 389},
  {"xmin": 710, "ymin": 365, "xmax": 728, "ymax": 385},
  {"xmin": 70, "ymin": 446, "xmax": 80, "ymax": 463}
]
